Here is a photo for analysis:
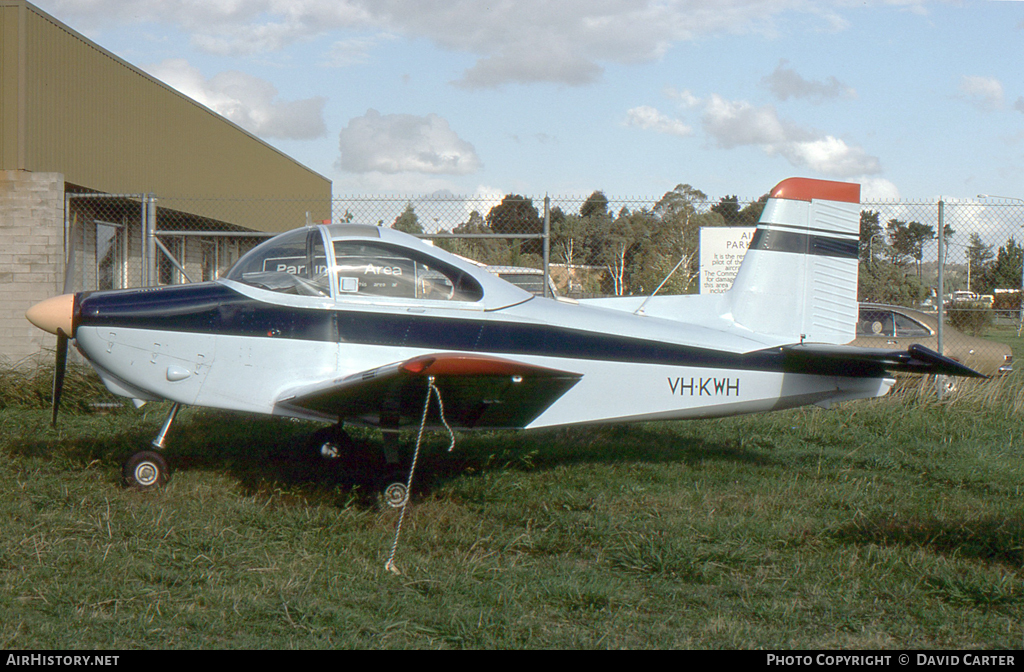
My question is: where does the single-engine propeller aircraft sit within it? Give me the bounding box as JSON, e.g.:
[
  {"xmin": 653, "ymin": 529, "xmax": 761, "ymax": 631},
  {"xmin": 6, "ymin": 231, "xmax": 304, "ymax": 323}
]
[{"xmin": 26, "ymin": 177, "xmax": 981, "ymax": 502}]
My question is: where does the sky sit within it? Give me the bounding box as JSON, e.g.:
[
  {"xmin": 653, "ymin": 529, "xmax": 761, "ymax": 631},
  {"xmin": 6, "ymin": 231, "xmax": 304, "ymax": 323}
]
[{"xmin": 31, "ymin": 0, "xmax": 1024, "ymax": 206}]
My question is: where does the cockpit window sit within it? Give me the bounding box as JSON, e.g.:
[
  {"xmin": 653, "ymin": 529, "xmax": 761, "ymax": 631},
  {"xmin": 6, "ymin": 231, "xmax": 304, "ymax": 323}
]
[
  {"xmin": 333, "ymin": 241, "xmax": 483, "ymax": 302},
  {"xmin": 226, "ymin": 228, "xmax": 330, "ymax": 297}
]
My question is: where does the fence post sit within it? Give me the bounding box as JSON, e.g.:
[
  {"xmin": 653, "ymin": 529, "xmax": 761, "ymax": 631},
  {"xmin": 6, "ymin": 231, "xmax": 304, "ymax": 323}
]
[
  {"xmin": 936, "ymin": 199, "xmax": 945, "ymax": 399},
  {"xmin": 142, "ymin": 194, "xmax": 150, "ymax": 286},
  {"xmin": 63, "ymin": 192, "xmax": 71, "ymax": 293},
  {"xmin": 146, "ymin": 194, "xmax": 158, "ymax": 287},
  {"xmin": 543, "ymin": 195, "xmax": 551, "ymax": 298}
]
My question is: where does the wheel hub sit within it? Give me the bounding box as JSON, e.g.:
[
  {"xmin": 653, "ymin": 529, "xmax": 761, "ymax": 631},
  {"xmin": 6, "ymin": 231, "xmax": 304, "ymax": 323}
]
[
  {"xmin": 133, "ymin": 462, "xmax": 159, "ymax": 487},
  {"xmin": 319, "ymin": 441, "xmax": 340, "ymax": 459},
  {"xmin": 383, "ymin": 481, "xmax": 409, "ymax": 508}
]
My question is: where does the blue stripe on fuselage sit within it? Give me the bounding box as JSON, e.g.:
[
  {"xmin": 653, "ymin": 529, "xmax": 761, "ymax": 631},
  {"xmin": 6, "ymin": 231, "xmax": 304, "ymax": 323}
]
[{"xmin": 76, "ymin": 282, "xmax": 881, "ymax": 376}]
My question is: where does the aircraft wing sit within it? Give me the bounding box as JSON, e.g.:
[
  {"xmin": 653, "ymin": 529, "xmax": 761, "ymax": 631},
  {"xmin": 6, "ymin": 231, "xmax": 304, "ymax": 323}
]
[
  {"xmin": 276, "ymin": 354, "xmax": 583, "ymax": 429},
  {"xmin": 778, "ymin": 343, "xmax": 986, "ymax": 378}
]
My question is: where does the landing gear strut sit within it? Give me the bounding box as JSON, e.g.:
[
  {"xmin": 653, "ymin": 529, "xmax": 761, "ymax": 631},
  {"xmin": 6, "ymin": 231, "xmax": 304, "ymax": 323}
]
[
  {"xmin": 377, "ymin": 421, "xmax": 410, "ymax": 508},
  {"xmin": 121, "ymin": 403, "xmax": 179, "ymax": 490},
  {"xmin": 378, "ymin": 429, "xmax": 410, "ymax": 508}
]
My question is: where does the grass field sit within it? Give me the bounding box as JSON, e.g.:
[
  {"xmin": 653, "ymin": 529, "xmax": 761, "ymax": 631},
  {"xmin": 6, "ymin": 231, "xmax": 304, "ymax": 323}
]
[{"xmin": 2, "ymin": 364, "xmax": 1024, "ymax": 649}]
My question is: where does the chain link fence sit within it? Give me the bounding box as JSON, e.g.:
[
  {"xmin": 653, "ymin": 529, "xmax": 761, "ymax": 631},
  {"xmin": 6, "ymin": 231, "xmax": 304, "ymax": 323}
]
[{"xmin": 64, "ymin": 188, "xmax": 1024, "ymax": 378}]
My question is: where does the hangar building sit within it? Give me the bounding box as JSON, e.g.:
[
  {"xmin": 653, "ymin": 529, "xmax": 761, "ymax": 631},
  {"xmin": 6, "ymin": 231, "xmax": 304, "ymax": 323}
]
[{"xmin": 1, "ymin": 0, "xmax": 332, "ymax": 363}]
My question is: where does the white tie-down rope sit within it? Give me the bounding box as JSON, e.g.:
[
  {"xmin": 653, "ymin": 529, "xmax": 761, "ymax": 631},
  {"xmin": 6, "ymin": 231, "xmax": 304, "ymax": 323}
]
[{"xmin": 385, "ymin": 376, "xmax": 455, "ymax": 574}]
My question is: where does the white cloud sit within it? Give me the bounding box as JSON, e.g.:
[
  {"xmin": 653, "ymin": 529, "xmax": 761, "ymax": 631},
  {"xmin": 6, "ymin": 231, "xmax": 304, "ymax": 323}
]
[
  {"xmin": 41, "ymin": 1, "xmax": 374, "ymax": 54},
  {"xmin": 959, "ymin": 75, "xmax": 1005, "ymax": 112},
  {"xmin": 39, "ymin": 0, "xmax": 863, "ymax": 87},
  {"xmin": 454, "ymin": 43, "xmax": 604, "ymax": 89},
  {"xmin": 702, "ymin": 95, "xmax": 800, "ymax": 148},
  {"xmin": 337, "ymin": 109, "xmax": 482, "ymax": 175},
  {"xmin": 623, "ymin": 93, "xmax": 881, "ymax": 178},
  {"xmin": 624, "ymin": 106, "xmax": 693, "ymax": 138},
  {"xmin": 405, "ymin": 187, "xmax": 506, "ymax": 231},
  {"xmin": 858, "ymin": 177, "xmax": 900, "ymax": 201},
  {"xmin": 782, "ymin": 137, "xmax": 879, "ymax": 177},
  {"xmin": 701, "ymin": 94, "xmax": 880, "ymax": 178},
  {"xmin": 762, "ymin": 60, "xmax": 855, "ymax": 103},
  {"xmin": 387, "ymin": 0, "xmax": 801, "ymax": 88},
  {"xmin": 321, "ymin": 34, "xmax": 396, "ymax": 67},
  {"xmin": 663, "ymin": 87, "xmax": 702, "ymax": 108},
  {"xmin": 146, "ymin": 59, "xmax": 327, "ymax": 140}
]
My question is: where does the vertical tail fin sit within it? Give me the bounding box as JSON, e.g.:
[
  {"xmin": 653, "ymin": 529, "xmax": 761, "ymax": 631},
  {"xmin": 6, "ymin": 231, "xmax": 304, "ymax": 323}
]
[{"xmin": 725, "ymin": 178, "xmax": 861, "ymax": 345}]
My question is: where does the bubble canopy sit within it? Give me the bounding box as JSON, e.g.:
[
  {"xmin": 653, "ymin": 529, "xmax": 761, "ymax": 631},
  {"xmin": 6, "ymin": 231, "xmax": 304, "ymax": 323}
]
[{"xmin": 225, "ymin": 224, "xmax": 532, "ymax": 309}]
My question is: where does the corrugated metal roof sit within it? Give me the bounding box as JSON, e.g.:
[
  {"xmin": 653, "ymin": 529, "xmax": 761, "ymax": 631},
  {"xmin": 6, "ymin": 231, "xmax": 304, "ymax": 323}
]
[{"xmin": 0, "ymin": 0, "xmax": 332, "ymax": 232}]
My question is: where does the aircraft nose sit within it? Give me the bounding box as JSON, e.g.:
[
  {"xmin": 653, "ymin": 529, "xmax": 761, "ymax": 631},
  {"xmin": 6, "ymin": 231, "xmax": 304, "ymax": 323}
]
[{"xmin": 26, "ymin": 294, "xmax": 76, "ymax": 336}]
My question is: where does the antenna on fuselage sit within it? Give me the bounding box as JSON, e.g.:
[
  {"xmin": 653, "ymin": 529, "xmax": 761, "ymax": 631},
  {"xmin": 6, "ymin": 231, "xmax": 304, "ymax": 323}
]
[{"xmin": 633, "ymin": 252, "xmax": 692, "ymax": 316}]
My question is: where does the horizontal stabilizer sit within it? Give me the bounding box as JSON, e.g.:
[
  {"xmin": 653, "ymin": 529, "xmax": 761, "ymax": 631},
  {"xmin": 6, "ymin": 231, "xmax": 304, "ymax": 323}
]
[
  {"xmin": 276, "ymin": 353, "xmax": 582, "ymax": 429},
  {"xmin": 779, "ymin": 343, "xmax": 986, "ymax": 379}
]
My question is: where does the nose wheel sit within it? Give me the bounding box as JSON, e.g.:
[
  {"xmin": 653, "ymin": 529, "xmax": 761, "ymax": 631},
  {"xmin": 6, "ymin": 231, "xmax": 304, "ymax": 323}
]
[
  {"xmin": 121, "ymin": 402, "xmax": 179, "ymax": 490},
  {"xmin": 121, "ymin": 450, "xmax": 171, "ymax": 490}
]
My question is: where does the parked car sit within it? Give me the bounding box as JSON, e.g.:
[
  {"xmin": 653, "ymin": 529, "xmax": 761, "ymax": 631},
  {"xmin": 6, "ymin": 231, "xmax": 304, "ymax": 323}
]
[
  {"xmin": 854, "ymin": 303, "xmax": 1012, "ymax": 377},
  {"xmin": 485, "ymin": 265, "xmax": 560, "ymax": 297}
]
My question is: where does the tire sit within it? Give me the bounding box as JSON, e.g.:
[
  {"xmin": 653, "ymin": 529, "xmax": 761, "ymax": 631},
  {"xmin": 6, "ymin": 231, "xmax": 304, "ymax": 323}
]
[
  {"xmin": 122, "ymin": 450, "xmax": 171, "ymax": 490},
  {"xmin": 308, "ymin": 426, "xmax": 352, "ymax": 462}
]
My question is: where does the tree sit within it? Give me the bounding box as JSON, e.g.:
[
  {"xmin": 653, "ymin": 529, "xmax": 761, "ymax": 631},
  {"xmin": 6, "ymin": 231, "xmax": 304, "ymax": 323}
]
[
  {"xmin": 858, "ymin": 261, "xmax": 929, "ymax": 306},
  {"xmin": 580, "ymin": 191, "xmax": 609, "ymax": 219},
  {"xmin": 965, "ymin": 232, "xmax": 995, "ymax": 293},
  {"xmin": 885, "ymin": 219, "xmax": 951, "ymax": 276},
  {"xmin": 439, "ymin": 210, "xmax": 507, "ymax": 265},
  {"xmin": 653, "ymin": 184, "xmax": 707, "ymax": 263},
  {"xmin": 710, "ymin": 195, "xmax": 741, "ymax": 222},
  {"xmin": 987, "ymin": 237, "xmax": 1024, "ymax": 291},
  {"xmin": 711, "ymin": 194, "xmax": 768, "ymax": 226},
  {"xmin": 551, "ymin": 213, "xmax": 587, "ymax": 272},
  {"xmin": 392, "ymin": 203, "xmax": 422, "ymax": 235},
  {"xmin": 487, "ymin": 195, "xmax": 543, "ymax": 257},
  {"xmin": 739, "ymin": 194, "xmax": 769, "ymax": 225},
  {"xmin": 859, "ymin": 210, "xmax": 884, "ymax": 265},
  {"xmin": 487, "ymin": 195, "xmax": 541, "ymax": 236},
  {"xmin": 654, "ymin": 184, "xmax": 707, "ymax": 221},
  {"xmin": 597, "ymin": 207, "xmax": 660, "ymax": 296}
]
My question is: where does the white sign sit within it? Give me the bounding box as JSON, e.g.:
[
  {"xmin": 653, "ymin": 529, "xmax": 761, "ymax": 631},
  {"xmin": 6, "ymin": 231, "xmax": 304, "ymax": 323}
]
[{"xmin": 699, "ymin": 227, "xmax": 756, "ymax": 294}]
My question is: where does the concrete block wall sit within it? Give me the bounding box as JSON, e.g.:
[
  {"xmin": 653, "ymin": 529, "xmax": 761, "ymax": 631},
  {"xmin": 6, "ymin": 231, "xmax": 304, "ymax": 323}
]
[{"xmin": 0, "ymin": 170, "xmax": 64, "ymax": 366}]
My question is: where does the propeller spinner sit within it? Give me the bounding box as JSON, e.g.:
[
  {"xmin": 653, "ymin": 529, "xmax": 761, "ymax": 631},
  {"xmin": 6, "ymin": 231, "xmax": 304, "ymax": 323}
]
[{"xmin": 25, "ymin": 293, "xmax": 76, "ymax": 425}]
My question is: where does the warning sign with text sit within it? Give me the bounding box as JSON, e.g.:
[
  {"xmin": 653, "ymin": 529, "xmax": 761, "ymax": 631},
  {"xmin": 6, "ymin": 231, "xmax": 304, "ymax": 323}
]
[{"xmin": 699, "ymin": 227, "xmax": 755, "ymax": 294}]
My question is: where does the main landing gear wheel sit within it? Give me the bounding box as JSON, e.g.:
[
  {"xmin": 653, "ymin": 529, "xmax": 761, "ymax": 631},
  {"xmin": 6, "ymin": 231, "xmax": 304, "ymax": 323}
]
[
  {"xmin": 307, "ymin": 426, "xmax": 353, "ymax": 462},
  {"xmin": 122, "ymin": 450, "xmax": 171, "ymax": 490}
]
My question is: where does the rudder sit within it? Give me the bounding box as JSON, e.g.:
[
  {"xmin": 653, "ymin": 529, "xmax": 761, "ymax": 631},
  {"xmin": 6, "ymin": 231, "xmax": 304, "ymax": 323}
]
[{"xmin": 724, "ymin": 178, "xmax": 861, "ymax": 345}]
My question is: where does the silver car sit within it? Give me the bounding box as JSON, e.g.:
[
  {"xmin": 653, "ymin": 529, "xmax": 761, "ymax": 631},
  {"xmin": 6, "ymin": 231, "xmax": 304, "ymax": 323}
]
[{"xmin": 854, "ymin": 303, "xmax": 1012, "ymax": 377}]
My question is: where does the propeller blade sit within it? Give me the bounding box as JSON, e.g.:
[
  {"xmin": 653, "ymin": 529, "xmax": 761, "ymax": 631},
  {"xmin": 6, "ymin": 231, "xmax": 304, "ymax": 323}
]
[{"xmin": 52, "ymin": 330, "xmax": 68, "ymax": 426}]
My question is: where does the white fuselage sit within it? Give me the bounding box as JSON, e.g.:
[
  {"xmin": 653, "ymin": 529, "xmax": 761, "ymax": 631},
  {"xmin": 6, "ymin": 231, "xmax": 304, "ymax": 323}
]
[{"xmin": 75, "ymin": 279, "xmax": 892, "ymax": 430}]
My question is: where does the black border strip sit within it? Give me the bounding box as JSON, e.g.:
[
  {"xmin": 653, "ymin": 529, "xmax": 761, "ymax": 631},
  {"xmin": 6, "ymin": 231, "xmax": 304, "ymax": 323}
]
[{"xmin": 749, "ymin": 228, "xmax": 859, "ymax": 259}]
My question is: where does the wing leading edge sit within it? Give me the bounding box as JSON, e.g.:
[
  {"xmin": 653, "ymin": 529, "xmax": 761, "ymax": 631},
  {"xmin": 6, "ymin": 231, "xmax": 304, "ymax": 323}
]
[
  {"xmin": 276, "ymin": 354, "xmax": 583, "ymax": 429},
  {"xmin": 778, "ymin": 343, "xmax": 986, "ymax": 379}
]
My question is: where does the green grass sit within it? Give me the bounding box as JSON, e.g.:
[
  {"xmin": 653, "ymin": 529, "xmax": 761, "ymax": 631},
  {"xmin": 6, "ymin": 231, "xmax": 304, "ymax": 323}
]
[
  {"xmin": 2, "ymin": 368, "xmax": 1024, "ymax": 648},
  {"xmin": 984, "ymin": 324, "xmax": 1024, "ymax": 365}
]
